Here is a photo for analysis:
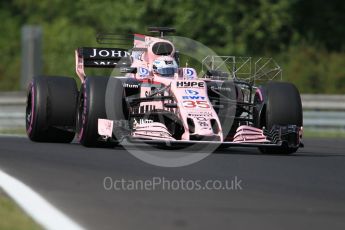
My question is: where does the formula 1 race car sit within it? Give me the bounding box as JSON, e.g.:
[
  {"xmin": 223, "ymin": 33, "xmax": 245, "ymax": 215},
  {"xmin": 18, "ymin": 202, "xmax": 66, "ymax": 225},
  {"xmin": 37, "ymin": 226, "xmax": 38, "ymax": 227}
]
[{"xmin": 26, "ymin": 27, "xmax": 303, "ymax": 154}]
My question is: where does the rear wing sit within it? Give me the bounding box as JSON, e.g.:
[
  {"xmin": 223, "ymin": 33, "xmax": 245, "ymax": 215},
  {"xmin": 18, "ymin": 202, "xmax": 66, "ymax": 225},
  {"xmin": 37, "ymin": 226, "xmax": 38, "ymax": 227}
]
[{"xmin": 75, "ymin": 47, "xmax": 131, "ymax": 82}]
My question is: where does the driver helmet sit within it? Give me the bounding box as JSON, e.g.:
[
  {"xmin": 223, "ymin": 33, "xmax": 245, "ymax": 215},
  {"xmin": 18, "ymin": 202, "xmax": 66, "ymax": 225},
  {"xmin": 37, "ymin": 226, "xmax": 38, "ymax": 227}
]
[{"xmin": 152, "ymin": 56, "xmax": 178, "ymax": 77}]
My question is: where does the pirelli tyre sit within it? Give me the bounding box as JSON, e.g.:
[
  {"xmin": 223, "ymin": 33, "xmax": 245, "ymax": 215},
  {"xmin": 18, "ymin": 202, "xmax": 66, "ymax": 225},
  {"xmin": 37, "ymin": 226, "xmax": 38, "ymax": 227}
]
[
  {"xmin": 26, "ymin": 76, "xmax": 78, "ymax": 142},
  {"xmin": 254, "ymin": 81, "xmax": 303, "ymax": 154},
  {"xmin": 76, "ymin": 77, "xmax": 136, "ymax": 147}
]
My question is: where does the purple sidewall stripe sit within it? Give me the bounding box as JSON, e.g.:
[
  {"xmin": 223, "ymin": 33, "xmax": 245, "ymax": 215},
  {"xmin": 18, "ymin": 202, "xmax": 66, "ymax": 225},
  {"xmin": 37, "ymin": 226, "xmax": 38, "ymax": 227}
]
[
  {"xmin": 77, "ymin": 82, "xmax": 87, "ymax": 142},
  {"xmin": 27, "ymin": 82, "xmax": 35, "ymax": 135},
  {"xmin": 255, "ymin": 88, "xmax": 263, "ymax": 102}
]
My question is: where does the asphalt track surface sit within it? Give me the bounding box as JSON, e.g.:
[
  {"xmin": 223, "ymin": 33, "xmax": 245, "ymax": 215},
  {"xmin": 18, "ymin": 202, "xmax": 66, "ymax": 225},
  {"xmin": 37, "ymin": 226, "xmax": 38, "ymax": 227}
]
[{"xmin": 0, "ymin": 136, "xmax": 345, "ymax": 230}]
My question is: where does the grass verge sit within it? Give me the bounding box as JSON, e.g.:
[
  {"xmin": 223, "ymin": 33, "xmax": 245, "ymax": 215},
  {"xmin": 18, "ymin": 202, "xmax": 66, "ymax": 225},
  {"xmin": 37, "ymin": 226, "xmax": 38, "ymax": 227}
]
[
  {"xmin": 303, "ymin": 129, "xmax": 345, "ymax": 138},
  {"xmin": 0, "ymin": 128, "xmax": 26, "ymax": 135},
  {"xmin": 0, "ymin": 190, "xmax": 41, "ymax": 230}
]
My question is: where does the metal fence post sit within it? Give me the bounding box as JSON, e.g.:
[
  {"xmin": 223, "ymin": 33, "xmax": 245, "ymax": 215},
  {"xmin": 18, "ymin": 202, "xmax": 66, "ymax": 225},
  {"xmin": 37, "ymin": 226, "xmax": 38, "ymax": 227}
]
[{"xmin": 21, "ymin": 26, "xmax": 42, "ymax": 90}]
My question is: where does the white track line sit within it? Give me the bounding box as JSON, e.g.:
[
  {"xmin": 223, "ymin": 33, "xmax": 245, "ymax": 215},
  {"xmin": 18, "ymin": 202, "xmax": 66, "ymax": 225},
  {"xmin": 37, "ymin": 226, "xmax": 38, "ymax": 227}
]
[{"xmin": 0, "ymin": 169, "xmax": 86, "ymax": 230}]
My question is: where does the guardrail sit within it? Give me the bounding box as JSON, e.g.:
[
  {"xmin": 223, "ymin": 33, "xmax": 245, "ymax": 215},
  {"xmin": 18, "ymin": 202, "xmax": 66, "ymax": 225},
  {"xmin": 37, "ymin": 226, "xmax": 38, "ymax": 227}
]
[
  {"xmin": 0, "ymin": 92, "xmax": 26, "ymax": 130},
  {"xmin": 0, "ymin": 92, "xmax": 344, "ymax": 130},
  {"xmin": 301, "ymin": 94, "xmax": 345, "ymax": 111},
  {"xmin": 301, "ymin": 94, "xmax": 345, "ymax": 130}
]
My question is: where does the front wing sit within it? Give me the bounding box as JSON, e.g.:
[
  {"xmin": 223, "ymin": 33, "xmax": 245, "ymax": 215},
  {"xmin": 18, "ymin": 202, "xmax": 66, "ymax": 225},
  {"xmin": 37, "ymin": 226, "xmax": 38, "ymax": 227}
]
[
  {"xmin": 97, "ymin": 119, "xmax": 303, "ymax": 149},
  {"xmin": 126, "ymin": 137, "xmax": 286, "ymax": 148}
]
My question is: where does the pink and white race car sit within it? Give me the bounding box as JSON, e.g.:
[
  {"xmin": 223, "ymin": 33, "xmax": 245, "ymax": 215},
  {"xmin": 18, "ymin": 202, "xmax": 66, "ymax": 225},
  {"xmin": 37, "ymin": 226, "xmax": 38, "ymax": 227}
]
[{"xmin": 26, "ymin": 27, "xmax": 303, "ymax": 154}]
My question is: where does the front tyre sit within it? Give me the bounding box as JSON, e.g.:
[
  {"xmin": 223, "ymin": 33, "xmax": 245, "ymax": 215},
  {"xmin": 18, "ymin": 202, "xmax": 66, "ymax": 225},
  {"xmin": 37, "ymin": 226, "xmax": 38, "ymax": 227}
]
[
  {"xmin": 76, "ymin": 77, "xmax": 125, "ymax": 147},
  {"xmin": 255, "ymin": 81, "xmax": 303, "ymax": 154}
]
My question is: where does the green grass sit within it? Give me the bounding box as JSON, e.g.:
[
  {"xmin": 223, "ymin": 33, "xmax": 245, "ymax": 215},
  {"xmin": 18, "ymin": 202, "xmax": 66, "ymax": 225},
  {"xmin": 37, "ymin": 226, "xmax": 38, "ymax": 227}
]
[
  {"xmin": 0, "ymin": 191, "xmax": 42, "ymax": 230},
  {"xmin": 0, "ymin": 128, "xmax": 26, "ymax": 135},
  {"xmin": 303, "ymin": 129, "xmax": 345, "ymax": 138}
]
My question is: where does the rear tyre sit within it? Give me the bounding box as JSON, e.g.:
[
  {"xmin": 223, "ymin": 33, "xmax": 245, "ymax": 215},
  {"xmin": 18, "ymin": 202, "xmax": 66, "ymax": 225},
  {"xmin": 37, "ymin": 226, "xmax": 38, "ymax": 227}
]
[
  {"xmin": 256, "ymin": 81, "xmax": 302, "ymax": 154},
  {"xmin": 26, "ymin": 76, "xmax": 77, "ymax": 142}
]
